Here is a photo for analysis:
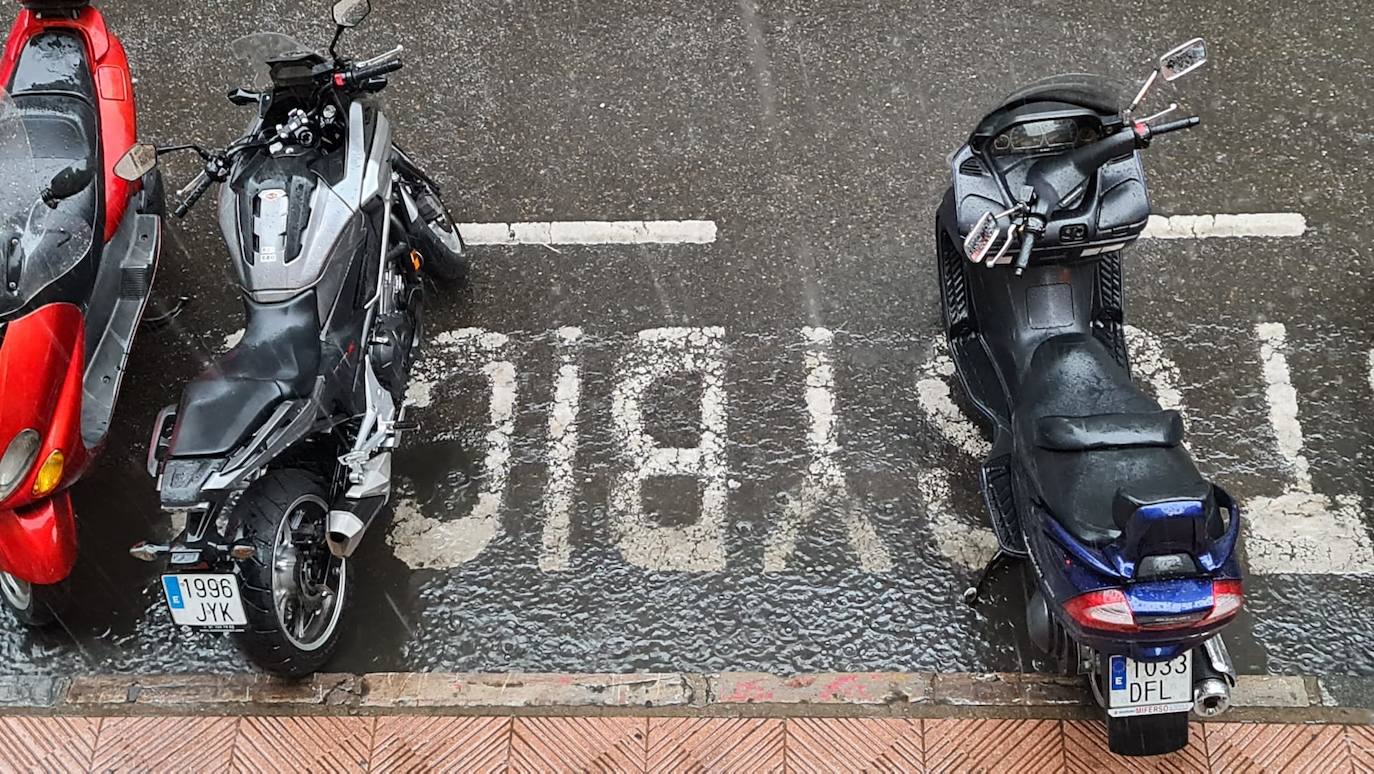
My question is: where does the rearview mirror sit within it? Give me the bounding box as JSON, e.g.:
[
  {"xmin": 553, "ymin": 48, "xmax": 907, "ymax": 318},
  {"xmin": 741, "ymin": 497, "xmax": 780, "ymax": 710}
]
[
  {"xmin": 1159, "ymin": 38, "xmax": 1207, "ymax": 81},
  {"xmin": 332, "ymin": 0, "xmax": 372, "ymax": 28},
  {"xmin": 114, "ymin": 142, "xmax": 158, "ymax": 182},
  {"xmin": 43, "ymin": 159, "xmax": 94, "ymax": 207},
  {"xmin": 963, "ymin": 212, "xmax": 1003, "ymax": 264}
]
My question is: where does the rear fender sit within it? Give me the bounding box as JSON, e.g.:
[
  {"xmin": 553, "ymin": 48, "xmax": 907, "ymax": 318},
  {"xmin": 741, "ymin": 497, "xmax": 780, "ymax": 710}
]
[{"xmin": 0, "ymin": 492, "xmax": 77, "ymax": 584}]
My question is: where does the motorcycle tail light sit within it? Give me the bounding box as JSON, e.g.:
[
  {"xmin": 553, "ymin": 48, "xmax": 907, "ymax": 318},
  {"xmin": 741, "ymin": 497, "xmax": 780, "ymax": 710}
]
[
  {"xmin": 1065, "ymin": 579, "xmax": 1243, "ymax": 634},
  {"xmin": 1064, "ymin": 588, "xmax": 1137, "ymax": 633},
  {"xmin": 1198, "ymin": 579, "xmax": 1243, "ymax": 625}
]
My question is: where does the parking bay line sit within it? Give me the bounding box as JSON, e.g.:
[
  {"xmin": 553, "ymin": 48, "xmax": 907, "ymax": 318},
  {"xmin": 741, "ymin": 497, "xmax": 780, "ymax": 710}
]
[
  {"xmin": 453, "ymin": 212, "xmax": 1307, "ymax": 247},
  {"xmin": 1142, "ymin": 212, "xmax": 1307, "ymax": 239},
  {"xmin": 458, "ymin": 220, "xmax": 717, "ymax": 246}
]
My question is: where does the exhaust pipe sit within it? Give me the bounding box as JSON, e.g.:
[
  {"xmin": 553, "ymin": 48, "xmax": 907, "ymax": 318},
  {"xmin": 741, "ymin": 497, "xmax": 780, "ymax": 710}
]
[
  {"xmin": 326, "ymin": 509, "xmax": 368, "ymax": 558},
  {"xmin": 326, "ymin": 495, "xmax": 387, "ymax": 557},
  {"xmin": 1193, "ymin": 677, "xmax": 1230, "ymax": 717},
  {"xmin": 1192, "ymin": 636, "xmax": 1237, "ymax": 718}
]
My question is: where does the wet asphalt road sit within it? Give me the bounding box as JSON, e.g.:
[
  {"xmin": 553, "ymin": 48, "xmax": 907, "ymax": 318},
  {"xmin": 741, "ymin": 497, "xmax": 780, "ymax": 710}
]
[{"xmin": 2, "ymin": 0, "xmax": 1372, "ymax": 678}]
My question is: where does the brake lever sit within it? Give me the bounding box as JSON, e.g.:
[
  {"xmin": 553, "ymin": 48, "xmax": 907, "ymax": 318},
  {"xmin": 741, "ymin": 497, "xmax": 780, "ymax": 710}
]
[
  {"xmin": 1140, "ymin": 102, "xmax": 1179, "ymax": 125},
  {"xmin": 986, "ymin": 223, "xmax": 1019, "ymax": 267}
]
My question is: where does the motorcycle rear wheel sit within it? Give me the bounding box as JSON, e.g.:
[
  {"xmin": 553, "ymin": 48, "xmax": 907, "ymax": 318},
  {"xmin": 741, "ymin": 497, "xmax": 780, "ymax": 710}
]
[
  {"xmin": 232, "ymin": 469, "xmax": 350, "ymax": 677},
  {"xmin": 0, "ymin": 572, "xmax": 64, "ymax": 627},
  {"xmin": 1106, "ymin": 711, "xmax": 1190, "ymax": 756}
]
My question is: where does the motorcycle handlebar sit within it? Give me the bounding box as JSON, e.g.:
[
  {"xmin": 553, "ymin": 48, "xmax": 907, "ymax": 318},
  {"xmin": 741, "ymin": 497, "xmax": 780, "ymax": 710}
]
[
  {"xmin": 1148, "ymin": 116, "xmax": 1201, "ymax": 138},
  {"xmin": 174, "ymin": 170, "xmax": 214, "ymax": 219},
  {"xmin": 341, "ymin": 46, "xmax": 404, "ymax": 89}
]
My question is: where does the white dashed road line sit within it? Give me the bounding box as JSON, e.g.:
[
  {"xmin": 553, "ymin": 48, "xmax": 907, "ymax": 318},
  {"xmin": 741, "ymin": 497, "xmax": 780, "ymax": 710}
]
[
  {"xmin": 1143, "ymin": 213, "xmax": 1307, "ymax": 239},
  {"xmin": 1244, "ymin": 322, "xmax": 1374, "ymax": 575},
  {"xmin": 459, "ymin": 220, "xmax": 717, "ymax": 246}
]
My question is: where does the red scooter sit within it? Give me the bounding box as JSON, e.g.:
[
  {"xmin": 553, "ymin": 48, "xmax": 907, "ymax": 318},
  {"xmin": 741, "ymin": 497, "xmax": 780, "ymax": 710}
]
[{"xmin": 0, "ymin": 0, "xmax": 161, "ymax": 623}]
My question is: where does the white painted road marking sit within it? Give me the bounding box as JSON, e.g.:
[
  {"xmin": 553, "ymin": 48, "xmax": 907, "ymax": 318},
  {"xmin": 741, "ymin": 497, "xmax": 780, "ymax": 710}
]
[
  {"xmin": 914, "ymin": 326, "xmax": 1188, "ymax": 571},
  {"xmin": 387, "ymin": 321, "xmax": 1371, "ymax": 578},
  {"xmin": 764, "ymin": 327, "xmax": 892, "ymax": 572},
  {"xmin": 389, "ymin": 329, "xmax": 515, "ymax": 569},
  {"xmin": 1244, "ymin": 322, "xmax": 1373, "ymax": 575},
  {"xmin": 609, "ymin": 327, "xmax": 729, "ymax": 572},
  {"xmin": 539, "ymin": 327, "xmax": 584, "ymax": 572},
  {"xmin": 460, "ymin": 220, "xmax": 717, "ymax": 246},
  {"xmin": 915, "ymin": 339, "xmax": 997, "ymax": 571},
  {"xmin": 1143, "ymin": 213, "xmax": 1307, "ymax": 239}
]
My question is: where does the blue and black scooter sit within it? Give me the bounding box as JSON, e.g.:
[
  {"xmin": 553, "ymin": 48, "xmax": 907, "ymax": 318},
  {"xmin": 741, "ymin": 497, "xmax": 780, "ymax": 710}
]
[{"xmin": 937, "ymin": 39, "xmax": 1243, "ymax": 755}]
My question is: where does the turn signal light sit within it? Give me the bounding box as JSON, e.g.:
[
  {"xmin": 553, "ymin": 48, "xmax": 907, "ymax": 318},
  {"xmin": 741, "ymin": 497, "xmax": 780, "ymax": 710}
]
[{"xmin": 31, "ymin": 449, "xmax": 64, "ymax": 496}]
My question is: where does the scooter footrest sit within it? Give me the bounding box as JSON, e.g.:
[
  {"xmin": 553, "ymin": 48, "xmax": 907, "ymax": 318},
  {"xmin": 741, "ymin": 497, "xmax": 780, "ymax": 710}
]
[
  {"xmin": 120, "ymin": 266, "xmax": 152, "ymax": 299},
  {"xmin": 981, "ymin": 454, "xmax": 1027, "ymax": 557}
]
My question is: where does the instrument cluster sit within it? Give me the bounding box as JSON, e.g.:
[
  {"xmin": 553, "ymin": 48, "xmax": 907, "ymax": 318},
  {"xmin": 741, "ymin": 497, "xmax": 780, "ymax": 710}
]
[{"xmin": 989, "ymin": 115, "xmax": 1104, "ymax": 156}]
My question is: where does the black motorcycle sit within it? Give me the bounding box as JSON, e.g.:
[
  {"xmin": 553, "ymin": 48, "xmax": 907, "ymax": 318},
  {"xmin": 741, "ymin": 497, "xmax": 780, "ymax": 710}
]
[
  {"xmin": 937, "ymin": 40, "xmax": 1243, "ymax": 755},
  {"xmin": 127, "ymin": 0, "xmax": 467, "ymax": 675}
]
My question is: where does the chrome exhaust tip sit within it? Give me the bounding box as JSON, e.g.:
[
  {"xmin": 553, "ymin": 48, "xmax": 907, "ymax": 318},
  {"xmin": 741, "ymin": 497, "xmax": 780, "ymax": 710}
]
[
  {"xmin": 326, "ymin": 509, "xmax": 366, "ymax": 558},
  {"xmin": 1193, "ymin": 677, "xmax": 1231, "ymax": 718}
]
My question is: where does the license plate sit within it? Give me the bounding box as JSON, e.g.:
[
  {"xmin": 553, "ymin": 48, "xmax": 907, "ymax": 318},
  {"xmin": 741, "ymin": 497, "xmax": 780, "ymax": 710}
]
[
  {"xmin": 161, "ymin": 573, "xmax": 247, "ymax": 630},
  {"xmin": 1107, "ymin": 652, "xmax": 1193, "ymax": 717}
]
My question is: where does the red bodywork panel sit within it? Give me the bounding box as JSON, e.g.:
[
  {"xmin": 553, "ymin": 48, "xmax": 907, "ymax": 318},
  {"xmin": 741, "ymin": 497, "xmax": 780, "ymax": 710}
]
[
  {"xmin": 0, "ymin": 4, "xmax": 137, "ymax": 242},
  {"xmin": 0, "ymin": 494, "xmax": 76, "ymax": 584},
  {"xmin": 0, "ymin": 304, "xmax": 87, "ymax": 580},
  {"xmin": 0, "ymin": 4, "xmax": 142, "ymax": 582}
]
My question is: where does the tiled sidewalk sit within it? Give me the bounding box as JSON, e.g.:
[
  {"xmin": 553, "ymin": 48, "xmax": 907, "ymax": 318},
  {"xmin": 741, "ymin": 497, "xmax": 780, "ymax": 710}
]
[{"xmin": 0, "ymin": 714, "xmax": 1368, "ymax": 772}]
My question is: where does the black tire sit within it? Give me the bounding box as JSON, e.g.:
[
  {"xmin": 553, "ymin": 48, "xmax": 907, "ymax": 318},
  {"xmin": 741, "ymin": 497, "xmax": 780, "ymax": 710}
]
[
  {"xmin": 407, "ymin": 189, "xmax": 468, "ymax": 285},
  {"xmin": 1106, "ymin": 712, "xmax": 1190, "ymax": 756},
  {"xmin": 0, "ymin": 573, "xmax": 65, "ymax": 628},
  {"xmin": 231, "ymin": 469, "xmax": 350, "ymax": 677}
]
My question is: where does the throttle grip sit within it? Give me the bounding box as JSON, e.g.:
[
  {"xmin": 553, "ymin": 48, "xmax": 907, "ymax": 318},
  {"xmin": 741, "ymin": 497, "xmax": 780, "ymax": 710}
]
[
  {"xmin": 1150, "ymin": 116, "xmax": 1201, "ymax": 137},
  {"xmin": 174, "ymin": 171, "xmax": 213, "ymax": 218}
]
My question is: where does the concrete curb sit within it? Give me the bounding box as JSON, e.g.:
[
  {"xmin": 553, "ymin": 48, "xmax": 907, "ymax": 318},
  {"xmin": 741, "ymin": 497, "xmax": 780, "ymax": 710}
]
[{"xmin": 0, "ymin": 672, "xmax": 1368, "ymax": 723}]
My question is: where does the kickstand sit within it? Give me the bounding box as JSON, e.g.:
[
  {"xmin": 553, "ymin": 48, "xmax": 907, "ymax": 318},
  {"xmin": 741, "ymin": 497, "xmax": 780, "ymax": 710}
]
[
  {"xmin": 142, "ymin": 295, "xmax": 191, "ymax": 329},
  {"xmin": 962, "ymin": 549, "xmax": 1016, "ymax": 607}
]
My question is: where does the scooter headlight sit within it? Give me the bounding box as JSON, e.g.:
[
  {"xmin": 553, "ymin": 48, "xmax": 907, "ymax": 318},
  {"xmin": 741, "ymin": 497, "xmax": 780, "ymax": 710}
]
[{"xmin": 0, "ymin": 430, "xmax": 42, "ymax": 502}]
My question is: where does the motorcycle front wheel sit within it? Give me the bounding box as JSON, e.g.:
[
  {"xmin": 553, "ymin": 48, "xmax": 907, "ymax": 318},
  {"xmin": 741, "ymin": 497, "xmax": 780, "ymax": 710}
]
[
  {"xmin": 232, "ymin": 469, "xmax": 350, "ymax": 677},
  {"xmin": 407, "ymin": 185, "xmax": 468, "ymax": 284}
]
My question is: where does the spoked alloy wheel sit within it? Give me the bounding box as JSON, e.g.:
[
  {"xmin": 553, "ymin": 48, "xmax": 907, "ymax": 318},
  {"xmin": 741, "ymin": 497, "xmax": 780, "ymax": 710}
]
[
  {"xmin": 233, "ymin": 469, "xmax": 350, "ymax": 676},
  {"xmin": 0, "ymin": 571, "xmax": 61, "ymax": 627},
  {"xmin": 407, "ymin": 184, "xmax": 468, "ymax": 284},
  {"xmin": 271, "ymin": 496, "xmax": 346, "ymax": 652}
]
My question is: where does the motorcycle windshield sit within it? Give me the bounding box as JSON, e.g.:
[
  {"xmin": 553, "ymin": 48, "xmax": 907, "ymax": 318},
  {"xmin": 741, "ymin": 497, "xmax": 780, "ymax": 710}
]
[
  {"xmin": 0, "ymin": 89, "xmax": 95, "ymax": 318},
  {"xmin": 230, "ymin": 32, "xmax": 317, "ymax": 87},
  {"xmin": 995, "ymin": 73, "xmax": 1124, "ymax": 116}
]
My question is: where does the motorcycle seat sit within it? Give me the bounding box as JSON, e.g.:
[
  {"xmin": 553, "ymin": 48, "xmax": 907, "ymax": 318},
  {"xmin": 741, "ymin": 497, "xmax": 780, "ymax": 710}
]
[
  {"xmin": 1014, "ymin": 334, "xmax": 1209, "ymax": 545},
  {"xmin": 169, "ymin": 293, "xmax": 321, "ymax": 457},
  {"xmin": 1035, "ymin": 411, "xmax": 1184, "ymax": 451}
]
